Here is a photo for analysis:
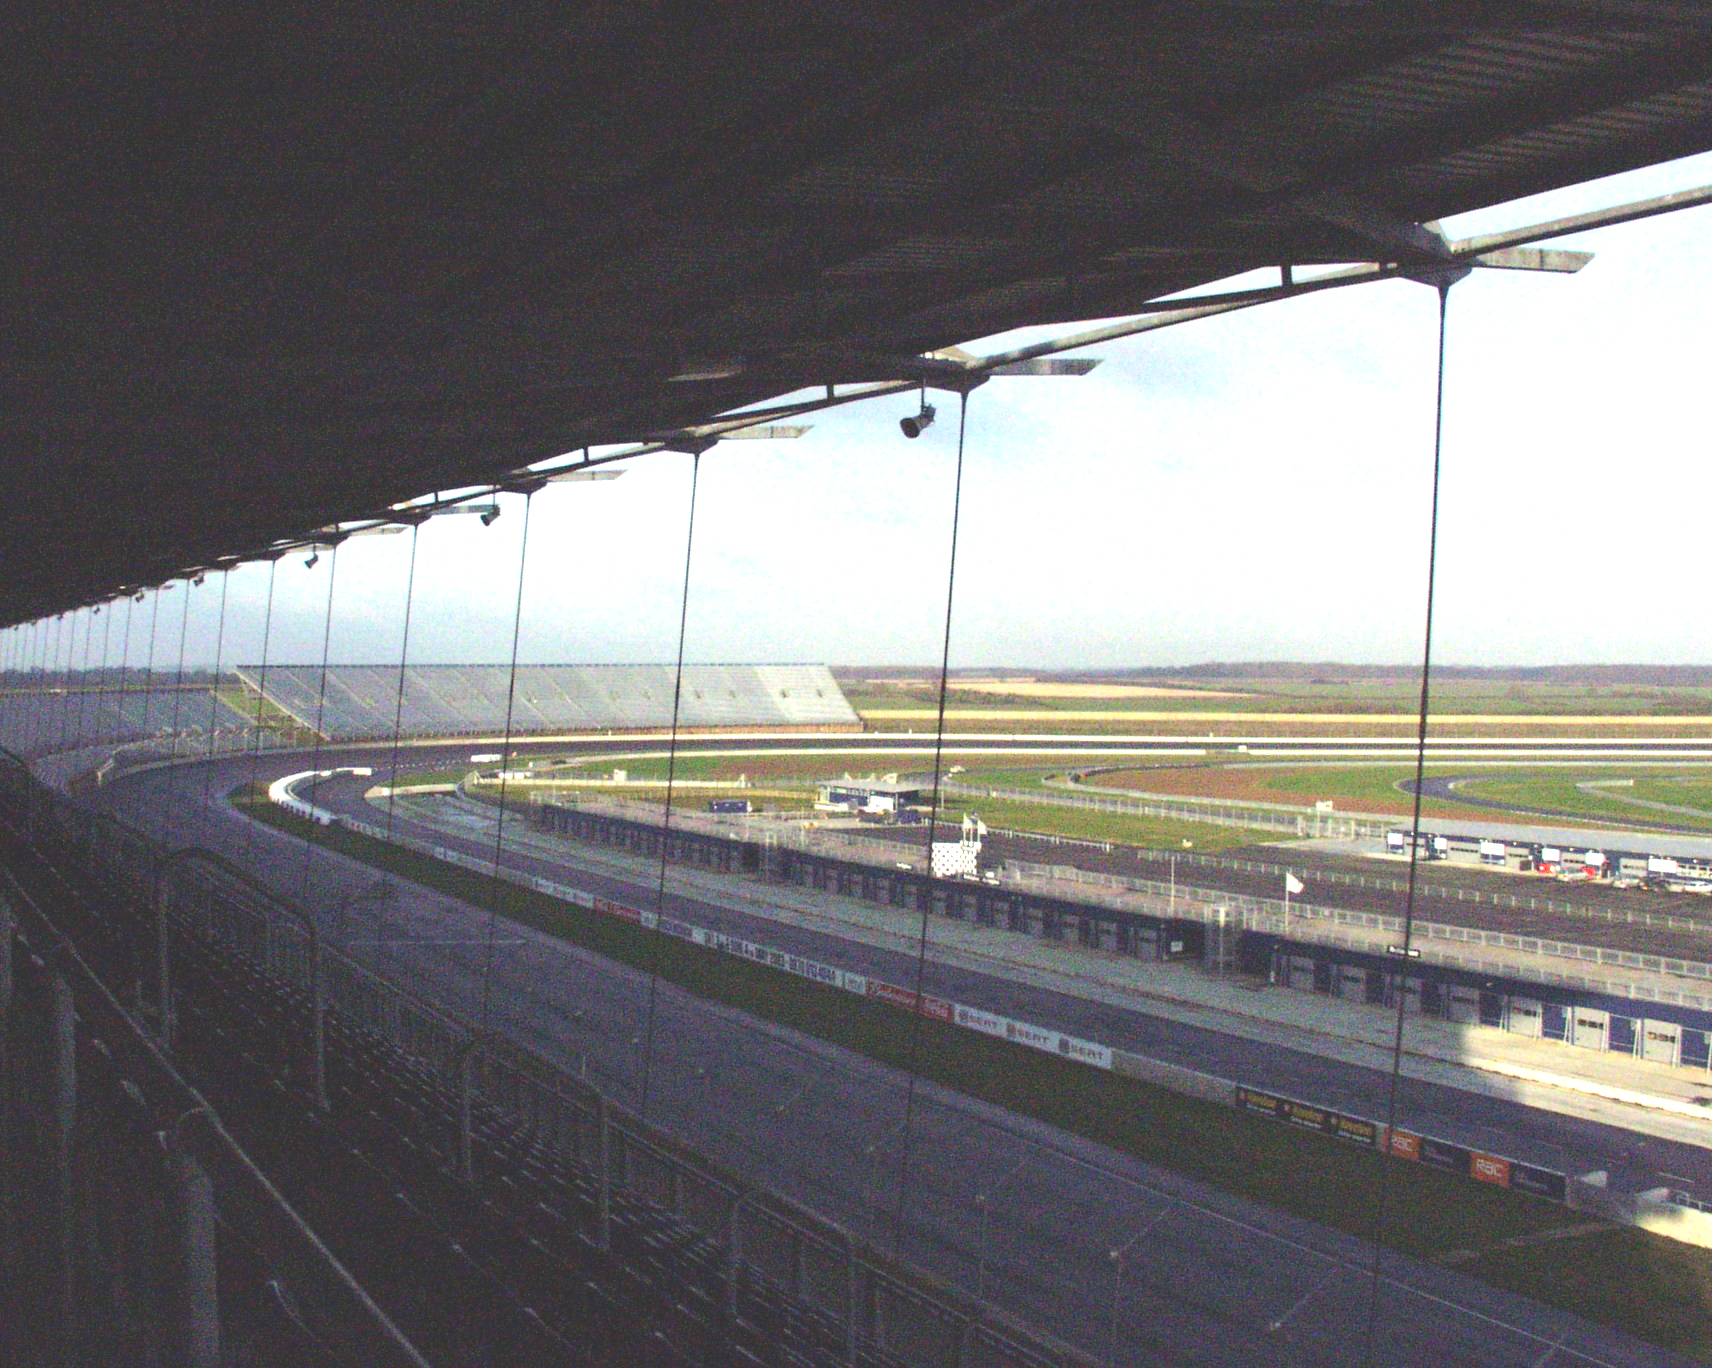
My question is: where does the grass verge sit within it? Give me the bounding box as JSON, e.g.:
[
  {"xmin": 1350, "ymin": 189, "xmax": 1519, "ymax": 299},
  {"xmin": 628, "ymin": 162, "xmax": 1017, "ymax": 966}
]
[
  {"xmin": 237, "ymin": 784, "xmax": 1710, "ymax": 1358},
  {"xmin": 939, "ymin": 792, "xmax": 1278, "ymax": 854}
]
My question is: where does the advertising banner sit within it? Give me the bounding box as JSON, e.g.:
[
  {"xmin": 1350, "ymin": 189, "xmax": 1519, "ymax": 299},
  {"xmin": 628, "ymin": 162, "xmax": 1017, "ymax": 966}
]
[
  {"xmin": 1328, "ymin": 1113, "xmax": 1379, "ymax": 1147},
  {"xmin": 1236, "ymin": 1085, "xmax": 1284, "ymax": 1118},
  {"xmin": 1234, "ymin": 1087, "xmax": 1377, "ymax": 1147},
  {"xmin": 1386, "ymin": 1130, "xmax": 1422, "ymax": 1161},
  {"xmin": 1470, "ymin": 1152, "xmax": 1512, "ymax": 1188},
  {"xmin": 592, "ymin": 897, "xmax": 642, "ymax": 925},
  {"xmin": 865, "ymin": 980, "xmax": 953, "ymax": 1021},
  {"xmin": 1509, "ymin": 1164, "xmax": 1567, "ymax": 1202},
  {"xmin": 1057, "ymin": 1035, "xmax": 1114, "ymax": 1070},
  {"xmin": 1417, "ymin": 1137, "xmax": 1471, "ymax": 1176},
  {"xmin": 954, "ymin": 1004, "xmax": 1011, "ymax": 1039},
  {"xmin": 1004, "ymin": 1019, "xmax": 1061, "ymax": 1053}
]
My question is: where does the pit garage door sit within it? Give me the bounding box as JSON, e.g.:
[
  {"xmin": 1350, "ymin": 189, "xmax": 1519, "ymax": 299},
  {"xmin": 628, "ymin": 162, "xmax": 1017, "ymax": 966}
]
[
  {"xmin": 1681, "ymin": 1029, "xmax": 1709, "ymax": 1069},
  {"xmin": 1445, "ymin": 985, "xmax": 1479, "ymax": 1024},
  {"xmin": 1287, "ymin": 956, "xmax": 1315, "ymax": 991},
  {"xmin": 1507, "ymin": 997, "xmax": 1543, "ymax": 1038},
  {"xmin": 1337, "ymin": 966, "xmax": 1365, "ymax": 1000},
  {"xmin": 1641, "ymin": 1021, "xmax": 1682, "ymax": 1066},
  {"xmin": 1572, "ymin": 1009, "xmax": 1609, "ymax": 1051},
  {"xmin": 1609, "ymin": 1016, "xmax": 1637, "ymax": 1056}
]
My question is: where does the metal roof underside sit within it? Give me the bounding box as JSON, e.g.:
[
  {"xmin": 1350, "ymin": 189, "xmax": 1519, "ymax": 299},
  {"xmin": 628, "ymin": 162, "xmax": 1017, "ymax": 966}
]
[{"xmin": 5, "ymin": 2, "xmax": 1708, "ymax": 624}]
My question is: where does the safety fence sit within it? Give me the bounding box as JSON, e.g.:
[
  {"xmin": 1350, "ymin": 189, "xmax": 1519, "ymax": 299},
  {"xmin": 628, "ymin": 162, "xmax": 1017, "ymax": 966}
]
[
  {"xmin": 943, "ymin": 779, "xmax": 1383, "ymax": 839},
  {"xmin": 1000, "ymin": 858, "xmax": 1712, "ymax": 995},
  {"xmin": 1, "ymin": 867, "xmax": 432, "ymax": 1367},
  {"xmin": 2, "ymin": 752, "xmax": 1090, "ymax": 1368},
  {"xmin": 952, "ymin": 783, "xmax": 1708, "ymax": 933}
]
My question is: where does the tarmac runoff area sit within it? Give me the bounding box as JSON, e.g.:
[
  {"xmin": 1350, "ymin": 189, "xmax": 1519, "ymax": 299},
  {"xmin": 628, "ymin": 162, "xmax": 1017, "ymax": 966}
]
[{"xmin": 90, "ymin": 756, "xmax": 1708, "ymax": 1368}]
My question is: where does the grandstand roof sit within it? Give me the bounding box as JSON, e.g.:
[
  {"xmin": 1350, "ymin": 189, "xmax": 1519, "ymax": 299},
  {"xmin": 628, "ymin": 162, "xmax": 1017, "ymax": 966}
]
[{"xmin": 5, "ymin": 4, "xmax": 1708, "ymax": 624}]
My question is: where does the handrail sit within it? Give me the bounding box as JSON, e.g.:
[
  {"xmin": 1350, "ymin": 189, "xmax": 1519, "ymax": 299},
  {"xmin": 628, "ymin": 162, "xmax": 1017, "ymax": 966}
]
[
  {"xmin": 5, "ymin": 746, "xmax": 1096, "ymax": 1367},
  {"xmin": 155, "ymin": 846, "xmax": 328, "ymax": 1109},
  {"xmin": 0, "ymin": 861, "xmax": 434, "ymax": 1368}
]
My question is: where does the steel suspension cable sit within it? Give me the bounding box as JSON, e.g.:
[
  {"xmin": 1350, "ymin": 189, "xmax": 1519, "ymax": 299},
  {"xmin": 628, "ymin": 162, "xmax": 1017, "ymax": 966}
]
[
  {"xmin": 1361, "ymin": 281, "xmax": 1454, "ymax": 1366},
  {"xmin": 141, "ymin": 588, "xmax": 162, "ymax": 739},
  {"xmin": 203, "ymin": 569, "xmax": 231, "ymax": 806},
  {"xmin": 28, "ymin": 618, "xmax": 46, "ymax": 758},
  {"xmin": 92, "ymin": 601, "xmax": 114, "ymax": 750},
  {"xmin": 245, "ymin": 557, "xmax": 280, "ymax": 854},
  {"xmin": 890, "ymin": 389, "xmax": 973, "ymax": 1249},
  {"xmin": 383, "ymin": 521, "xmax": 423, "ymax": 848},
  {"xmin": 70, "ymin": 607, "xmax": 97, "ymax": 753},
  {"xmin": 297, "ymin": 543, "xmax": 341, "ymax": 894},
  {"xmin": 37, "ymin": 613, "xmax": 60, "ymax": 757},
  {"xmin": 167, "ymin": 576, "xmax": 193, "ymax": 757},
  {"xmin": 39, "ymin": 617, "xmax": 57, "ymax": 758},
  {"xmin": 638, "ymin": 450, "xmax": 702, "ymax": 1121},
  {"xmin": 117, "ymin": 594, "xmax": 136, "ymax": 757},
  {"xmin": 56, "ymin": 609, "xmax": 84, "ymax": 754},
  {"xmin": 478, "ymin": 491, "xmax": 535, "ymax": 1041}
]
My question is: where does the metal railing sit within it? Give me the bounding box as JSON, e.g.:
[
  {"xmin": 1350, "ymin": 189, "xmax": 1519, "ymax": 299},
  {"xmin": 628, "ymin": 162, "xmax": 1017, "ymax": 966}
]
[{"xmin": 2, "ymin": 746, "xmax": 1090, "ymax": 1368}]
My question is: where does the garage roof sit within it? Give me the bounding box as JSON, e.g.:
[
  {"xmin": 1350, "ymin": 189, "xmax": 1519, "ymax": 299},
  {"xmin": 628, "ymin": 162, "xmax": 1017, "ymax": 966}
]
[{"xmin": 5, "ymin": 3, "xmax": 1708, "ymax": 623}]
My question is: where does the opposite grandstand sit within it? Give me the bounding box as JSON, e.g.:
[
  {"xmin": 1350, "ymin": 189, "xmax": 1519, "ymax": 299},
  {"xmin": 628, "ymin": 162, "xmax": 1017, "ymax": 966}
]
[{"xmin": 232, "ymin": 663, "xmax": 860, "ymax": 740}]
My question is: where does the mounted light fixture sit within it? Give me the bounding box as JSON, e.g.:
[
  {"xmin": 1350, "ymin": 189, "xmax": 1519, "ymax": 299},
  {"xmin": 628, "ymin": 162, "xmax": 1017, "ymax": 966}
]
[
  {"xmin": 479, "ymin": 506, "xmax": 501, "ymax": 526},
  {"xmin": 304, "ymin": 550, "xmax": 320, "ymax": 569},
  {"xmin": 900, "ymin": 402, "xmax": 936, "ymax": 439}
]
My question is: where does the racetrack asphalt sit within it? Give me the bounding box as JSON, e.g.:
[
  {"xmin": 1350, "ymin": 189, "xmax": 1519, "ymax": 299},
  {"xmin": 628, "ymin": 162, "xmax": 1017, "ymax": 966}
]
[{"xmin": 84, "ymin": 746, "xmax": 1708, "ymax": 1368}]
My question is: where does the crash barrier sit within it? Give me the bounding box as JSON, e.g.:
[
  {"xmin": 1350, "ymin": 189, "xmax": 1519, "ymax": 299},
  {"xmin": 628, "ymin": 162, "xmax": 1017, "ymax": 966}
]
[
  {"xmin": 293, "ymin": 798, "xmax": 1654, "ymax": 1245},
  {"xmin": 3, "ymin": 754, "xmax": 1089, "ymax": 1368},
  {"xmin": 0, "ymin": 872, "xmax": 431, "ymax": 1368},
  {"xmin": 952, "ymin": 777, "xmax": 1387, "ymax": 840}
]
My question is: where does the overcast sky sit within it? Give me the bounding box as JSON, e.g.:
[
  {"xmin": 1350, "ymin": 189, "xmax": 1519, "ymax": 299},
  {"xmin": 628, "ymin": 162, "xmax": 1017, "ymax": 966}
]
[{"xmin": 19, "ymin": 154, "xmax": 1709, "ymax": 678}]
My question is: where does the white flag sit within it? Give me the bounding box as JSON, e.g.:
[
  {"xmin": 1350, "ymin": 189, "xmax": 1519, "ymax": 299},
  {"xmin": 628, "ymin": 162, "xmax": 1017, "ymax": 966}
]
[{"xmin": 1285, "ymin": 872, "xmax": 1305, "ymax": 896}]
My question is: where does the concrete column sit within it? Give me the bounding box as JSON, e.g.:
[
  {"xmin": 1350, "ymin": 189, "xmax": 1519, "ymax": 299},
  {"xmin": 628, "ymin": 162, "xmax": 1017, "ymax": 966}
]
[
  {"xmin": 164, "ymin": 1147, "xmax": 221, "ymax": 1368},
  {"xmin": 47, "ymin": 971, "xmax": 77, "ymax": 1364}
]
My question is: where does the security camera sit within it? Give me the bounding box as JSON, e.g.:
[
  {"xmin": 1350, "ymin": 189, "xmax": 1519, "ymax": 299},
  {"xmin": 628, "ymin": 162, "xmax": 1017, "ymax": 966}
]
[
  {"xmin": 479, "ymin": 506, "xmax": 501, "ymax": 527},
  {"xmin": 900, "ymin": 403, "xmax": 936, "ymax": 439},
  {"xmin": 304, "ymin": 551, "xmax": 320, "ymax": 569}
]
